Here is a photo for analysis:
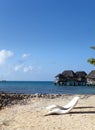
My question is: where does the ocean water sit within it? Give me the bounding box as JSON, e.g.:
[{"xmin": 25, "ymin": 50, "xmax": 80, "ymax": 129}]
[{"xmin": 0, "ymin": 81, "xmax": 95, "ymax": 94}]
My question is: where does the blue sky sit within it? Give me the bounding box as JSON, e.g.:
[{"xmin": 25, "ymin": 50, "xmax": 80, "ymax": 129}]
[{"xmin": 0, "ymin": 0, "xmax": 95, "ymax": 81}]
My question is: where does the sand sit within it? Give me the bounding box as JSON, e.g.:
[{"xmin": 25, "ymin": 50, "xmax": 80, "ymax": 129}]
[{"xmin": 0, "ymin": 94, "xmax": 95, "ymax": 130}]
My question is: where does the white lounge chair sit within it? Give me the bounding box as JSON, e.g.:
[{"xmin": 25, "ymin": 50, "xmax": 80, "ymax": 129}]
[{"xmin": 45, "ymin": 96, "xmax": 79, "ymax": 115}]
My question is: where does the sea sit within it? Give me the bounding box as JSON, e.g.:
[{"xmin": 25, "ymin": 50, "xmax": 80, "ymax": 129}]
[{"xmin": 0, "ymin": 81, "xmax": 95, "ymax": 94}]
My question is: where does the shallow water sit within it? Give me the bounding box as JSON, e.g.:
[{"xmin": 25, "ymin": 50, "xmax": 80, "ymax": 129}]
[{"xmin": 0, "ymin": 81, "xmax": 95, "ymax": 94}]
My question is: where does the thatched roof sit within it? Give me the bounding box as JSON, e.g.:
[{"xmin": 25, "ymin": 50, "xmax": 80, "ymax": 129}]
[
  {"xmin": 62, "ymin": 70, "xmax": 76, "ymax": 78},
  {"xmin": 55, "ymin": 73, "xmax": 64, "ymax": 78},
  {"xmin": 75, "ymin": 71, "xmax": 87, "ymax": 78},
  {"xmin": 87, "ymin": 70, "xmax": 95, "ymax": 79},
  {"xmin": 55, "ymin": 73, "xmax": 66, "ymax": 79}
]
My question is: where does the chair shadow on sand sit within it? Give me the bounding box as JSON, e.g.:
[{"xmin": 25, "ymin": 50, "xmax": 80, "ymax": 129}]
[{"xmin": 70, "ymin": 106, "xmax": 95, "ymax": 114}]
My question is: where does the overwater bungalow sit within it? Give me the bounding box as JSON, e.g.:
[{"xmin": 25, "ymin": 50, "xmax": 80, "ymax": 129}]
[
  {"xmin": 75, "ymin": 71, "xmax": 87, "ymax": 86},
  {"xmin": 87, "ymin": 70, "xmax": 95, "ymax": 85},
  {"xmin": 54, "ymin": 70, "xmax": 87, "ymax": 86},
  {"xmin": 55, "ymin": 70, "xmax": 76, "ymax": 86},
  {"xmin": 55, "ymin": 73, "xmax": 66, "ymax": 85},
  {"xmin": 62, "ymin": 70, "xmax": 76, "ymax": 86}
]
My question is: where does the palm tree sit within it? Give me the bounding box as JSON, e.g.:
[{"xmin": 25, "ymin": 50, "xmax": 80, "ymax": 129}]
[{"xmin": 88, "ymin": 46, "xmax": 95, "ymax": 65}]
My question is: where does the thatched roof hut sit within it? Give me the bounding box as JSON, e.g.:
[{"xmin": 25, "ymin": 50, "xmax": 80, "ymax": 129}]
[
  {"xmin": 75, "ymin": 71, "xmax": 87, "ymax": 82},
  {"xmin": 55, "ymin": 73, "xmax": 64, "ymax": 78},
  {"xmin": 55, "ymin": 73, "xmax": 66, "ymax": 81},
  {"xmin": 75, "ymin": 71, "xmax": 87, "ymax": 78},
  {"xmin": 87, "ymin": 70, "xmax": 95, "ymax": 85},
  {"xmin": 87, "ymin": 70, "xmax": 95, "ymax": 79},
  {"xmin": 62, "ymin": 70, "xmax": 76, "ymax": 78}
]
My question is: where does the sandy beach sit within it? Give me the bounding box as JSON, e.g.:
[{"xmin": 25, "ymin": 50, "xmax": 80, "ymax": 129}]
[{"xmin": 0, "ymin": 94, "xmax": 95, "ymax": 130}]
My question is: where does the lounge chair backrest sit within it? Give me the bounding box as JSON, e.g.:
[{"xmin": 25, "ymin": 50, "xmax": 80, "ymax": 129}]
[{"xmin": 64, "ymin": 96, "xmax": 79, "ymax": 109}]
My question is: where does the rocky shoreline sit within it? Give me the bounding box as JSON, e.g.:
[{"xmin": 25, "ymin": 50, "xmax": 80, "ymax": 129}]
[
  {"xmin": 0, "ymin": 91, "xmax": 91, "ymax": 110},
  {"xmin": 0, "ymin": 91, "xmax": 68, "ymax": 109}
]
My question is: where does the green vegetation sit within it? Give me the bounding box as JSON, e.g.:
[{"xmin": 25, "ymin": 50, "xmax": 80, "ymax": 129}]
[{"xmin": 88, "ymin": 46, "xmax": 95, "ymax": 65}]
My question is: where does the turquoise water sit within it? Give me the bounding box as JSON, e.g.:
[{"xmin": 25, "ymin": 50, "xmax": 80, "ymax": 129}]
[{"xmin": 0, "ymin": 81, "xmax": 95, "ymax": 94}]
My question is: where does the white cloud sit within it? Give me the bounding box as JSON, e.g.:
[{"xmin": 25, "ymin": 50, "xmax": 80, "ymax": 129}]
[
  {"xmin": 23, "ymin": 65, "xmax": 33, "ymax": 72},
  {"xmin": 14, "ymin": 64, "xmax": 33, "ymax": 73},
  {"xmin": 14, "ymin": 65, "xmax": 23, "ymax": 72},
  {"xmin": 22, "ymin": 53, "xmax": 31, "ymax": 59},
  {"xmin": 0, "ymin": 49, "xmax": 14, "ymax": 65}
]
